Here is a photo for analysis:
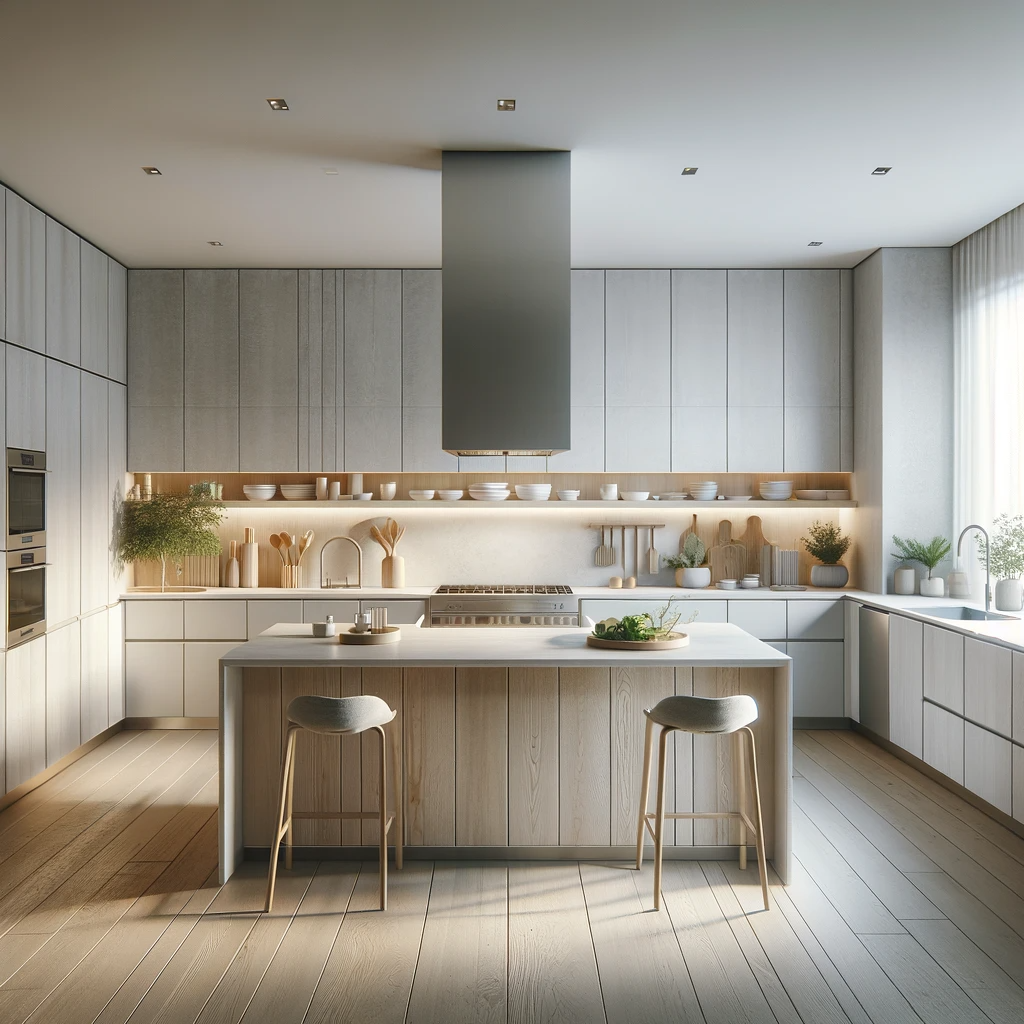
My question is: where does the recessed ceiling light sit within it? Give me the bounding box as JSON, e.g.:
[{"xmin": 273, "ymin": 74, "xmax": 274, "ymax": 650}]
[
  {"xmin": 322, "ymin": 167, "xmax": 339, "ymax": 175},
  {"xmin": 207, "ymin": 241, "xmax": 224, "ymax": 247},
  {"xmin": 266, "ymin": 98, "xmax": 289, "ymax": 111},
  {"xmin": 497, "ymin": 99, "xmax": 516, "ymax": 111},
  {"xmin": 871, "ymin": 166, "xmax": 891, "ymax": 175},
  {"xmin": 808, "ymin": 241, "xmax": 823, "ymax": 246},
  {"xmin": 141, "ymin": 166, "xmax": 161, "ymax": 175},
  {"xmin": 681, "ymin": 167, "xmax": 698, "ymax": 175}
]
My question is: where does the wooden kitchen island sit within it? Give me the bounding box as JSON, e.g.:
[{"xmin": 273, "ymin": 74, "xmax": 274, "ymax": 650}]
[{"xmin": 219, "ymin": 624, "xmax": 792, "ymax": 883}]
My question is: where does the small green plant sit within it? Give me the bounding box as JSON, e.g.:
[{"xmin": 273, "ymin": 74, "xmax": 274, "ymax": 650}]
[
  {"xmin": 592, "ymin": 597, "xmax": 696, "ymax": 641},
  {"xmin": 802, "ymin": 521, "xmax": 851, "ymax": 565},
  {"xmin": 663, "ymin": 533, "xmax": 706, "ymax": 570},
  {"xmin": 978, "ymin": 514, "xmax": 1024, "ymax": 580},
  {"xmin": 891, "ymin": 535, "xmax": 951, "ymax": 578},
  {"xmin": 116, "ymin": 492, "xmax": 224, "ymax": 590}
]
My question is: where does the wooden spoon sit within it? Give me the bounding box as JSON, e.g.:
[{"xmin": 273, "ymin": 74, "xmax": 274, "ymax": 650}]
[
  {"xmin": 370, "ymin": 524, "xmax": 392, "ymax": 557},
  {"xmin": 268, "ymin": 533, "xmax": 287, "ymax": 565},
  {"xmin": 280, "ymin": 532, "xmax": 296, "ymax": 565},
  {"xmin": 392, "ymin": 525, "xmax": 405, "ymax": 550},
  {"xmin": 297, "ymin": 530, "xmax": 314, "ymax": 564}
]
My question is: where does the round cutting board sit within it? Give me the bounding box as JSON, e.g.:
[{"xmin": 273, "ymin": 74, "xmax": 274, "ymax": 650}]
[
  {"xmin": 339, "ymin": 626, "xmax": 401, "ymax": 645},
  {"xmin": 586, "ymin": 632, "xmax": 689, "ymax": 651}
]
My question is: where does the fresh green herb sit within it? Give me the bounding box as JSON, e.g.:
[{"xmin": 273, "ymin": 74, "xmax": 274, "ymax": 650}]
[
  {"xmin": 891, "ymin": 535, "xmax": 952, "ymax": 578},
  {"xmin": 591, "ymin": 597, "xmax": 696, "ymax": 642},
  {"xmin": 802, "ymin": 521, "xmax": 851, "ymax": 565},
  {"xmin": 978, "ymin": 514, "xmax": 1024, "ymax": 580},
  {"xmin": 663, "ymin": 532, "xmax": 706, "ymax": 570}
]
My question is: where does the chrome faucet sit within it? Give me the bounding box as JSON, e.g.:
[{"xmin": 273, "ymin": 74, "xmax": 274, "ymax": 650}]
[
  {"xmin": 320, "ymin": 535, "xmax": 363, "ymax": 589},
  {"xmin": 956, "ymin": 524, "xmax": 990, "ymax": 612}
]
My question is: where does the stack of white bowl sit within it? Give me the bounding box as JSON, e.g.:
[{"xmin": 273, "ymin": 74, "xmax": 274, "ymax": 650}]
[
  {"xmin": 409, "ymin": 489, "xmax": 435, "ymax": 501},
  {"xmin": 437, "ymin": 489, "xmax": 464, "ymax": 501},
  {"xmin": 758, "ymin": 481, "xmax": 793, "ymax": 501},
  {"xmin": 243, "ymin": 484, "xmax": 277, "ymax": 501},
  {"xmin": 468, "ymin": 482, "xmax": 510, "ymax": 501},
  {"xmin": 280, "ymin": 484, "xmax": 316, "ymax": 501},
  {"xmin": 688, "ymin": 481, "xmax": 718, "ymax": 501},
  {"xmin": 514, "ymin": 484, "xmax": 551, "ymax": 501}
]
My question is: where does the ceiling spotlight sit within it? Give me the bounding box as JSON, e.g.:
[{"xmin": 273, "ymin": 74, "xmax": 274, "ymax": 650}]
[
  {"xmin": 871, "ymin": 166, "xmax": 891, "ymax": 175},
  {"xmin": 141, "ymin": 166, "xmax": 162, "ymax": 175},
  {"xmin": 266, "ymin": 98, "xmax": 289, "ymax": 111},
  {"xmin": 497, "ymin": 99, "xmax": 516, "ymax": 111},
  {"xmin": 681, "ymin": 167, "xmax": 698, "ymax": 175},
  {"xmin": 807, "ymin": 241, "xmax": 823, "ymax": 246},
  {"xmin": 207, "ymin": 241, "xmax": 224, "ymax": 247}
]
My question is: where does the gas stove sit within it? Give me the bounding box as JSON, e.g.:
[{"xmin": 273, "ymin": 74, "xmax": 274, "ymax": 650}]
[{"xmin": 430, "ymin": 584, "xmax": 577, "ymax": 627}]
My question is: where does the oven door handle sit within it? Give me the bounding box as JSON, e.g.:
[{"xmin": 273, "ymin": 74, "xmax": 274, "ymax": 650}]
[
  {"xmin": 9, "ymin": 563, "xmax": 49, "ymax": 573},
  {"xmin": 9, "ymin": 467, "xmax": 47, "ymax": 475}
]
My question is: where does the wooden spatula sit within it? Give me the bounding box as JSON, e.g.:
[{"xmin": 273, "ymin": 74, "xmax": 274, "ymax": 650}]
[
  {"xmin": 647, "ymin": 526, "xmax": 659, "ymax": 574},
  {"xmin": 595, "ymin": 526, "xmax": 615, "ymax": 567}
]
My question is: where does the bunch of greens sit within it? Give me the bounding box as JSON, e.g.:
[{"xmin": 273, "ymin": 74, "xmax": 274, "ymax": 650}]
[
  {"xmin": 663, "ymin": 532, "xmax": 706, "ymax": 570},
  {"xmin": 891, "ymin": 535, "xmax": 951, "ymax": 578},
  {"xmin": 591, "ymin": 597, "xmax": 695, "ymax": 642},
  {"xmin": 978, "ymin": 514, "xmax": 1024, "ymax": 580},
  {"xmin": 802, "ymin": 521, "xmax": 851, "ymax": 565}
]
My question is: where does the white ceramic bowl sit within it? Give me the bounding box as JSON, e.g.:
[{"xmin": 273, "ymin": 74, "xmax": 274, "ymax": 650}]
[
  {"xmin": 688, "ymin": 482, "xmax": 718, "ymax": 500},
  {"xmin": 471, "ymin": 482, "xmax": 509, "ymax": 489},
  {"xmin": 759, "ymin": 481, "xmax": 793, "ymax": 500},
  {"xmin": 620, "ymin": 490, "xmax": 649, "ymax": 501},
  {"xmin": 437, "ymin": 489, "xmax": 463, "ymax": 501},
  {"xmin": 515, "ymin": 484, "xmax": 551, "ymax": 500},
  {"xmin": 557, "ymin": 490, "xmax": 580, "ymax": 501},
  {"xmin": 716, "ymin": 579, "xmax": 738, "ymax": 590},
  {"xmin": 739, "ymin": 579, "xmax": 759, "ymax": 589},
  {"xmin": 353, "ymin": 492, "xmax": 373, "ymax": 501},
  {"xmin": 469, "ymin": 489, "xmax": 510, "ymax": 501},
  {"xmin": 243, "ymin": 485, "xmax": 277, "ymax": 501},
  {"xmin": 409, "ymin": 489, "xmax": 435, "ymax": 501}
]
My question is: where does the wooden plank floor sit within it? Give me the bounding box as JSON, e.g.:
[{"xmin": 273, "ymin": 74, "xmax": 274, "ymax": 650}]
[{"xmin": 1, "ymin": 728, "xmax": 1022, "ymax": 1023}]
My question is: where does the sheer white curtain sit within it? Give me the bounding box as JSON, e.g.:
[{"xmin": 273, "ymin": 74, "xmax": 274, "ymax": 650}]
[{"xmin": 954, "ymin": 201, "xmax": 1024, "ymax": 583}]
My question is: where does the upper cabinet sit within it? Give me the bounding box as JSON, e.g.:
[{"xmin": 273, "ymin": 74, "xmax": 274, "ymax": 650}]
[
  {"xmin": 45, "ymin": 218, "xmax": 81, "ymax": 365},
  {"xmin": 6, "ymin": 344, "xmax": 46, "ymax": 451},
  {"xmin": 108, "ymin": 260, "xmax": 127, "ymax": 384},
  {"xmin": 5, "ymin": 191, "xmax": 46, "ymax": 352},
  {"xmin": 80, "ymin": 240, "xmax": 109, "ymax": 375}
]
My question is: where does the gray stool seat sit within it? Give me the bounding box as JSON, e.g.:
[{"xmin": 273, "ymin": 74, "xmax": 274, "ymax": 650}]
[
  {"xmin": 646, "ymin": 694, "xmax": 757, "ymax": 734},
  {"xmin": 287, "ymin": 694, "xmax": 396, "ymax": 735}
]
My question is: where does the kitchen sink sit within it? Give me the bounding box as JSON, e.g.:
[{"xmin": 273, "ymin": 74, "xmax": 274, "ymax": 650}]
[{"xmin": 925, "ymin": 606, "xmax": 1017, "ymax": 621}]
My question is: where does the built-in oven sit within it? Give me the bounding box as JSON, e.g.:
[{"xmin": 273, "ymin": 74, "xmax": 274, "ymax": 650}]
[
  {"xmin": 7, "ymin": 448, "xmax": 46, "ymax": 549},
  {"xmin": 7, "ymin": 547, "xmax": 46, "ymax": 648}
]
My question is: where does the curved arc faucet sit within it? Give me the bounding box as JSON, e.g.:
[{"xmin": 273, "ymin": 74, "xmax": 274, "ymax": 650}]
[
  {"xmin": 956, "ymin": 524, "xmax": 990, "ymax": 612},
  {"xmin": 320, "ymin": 535, "xmax": 363, "ymax": 589}
]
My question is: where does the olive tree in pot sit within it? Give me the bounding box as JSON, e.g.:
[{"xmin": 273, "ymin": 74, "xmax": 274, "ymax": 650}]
[
  {"xmin": 664, "ymin": 533, "xmax": 710, "ymax": 588},
  {"xmin": 978, "ymin": 514, "xmax": 1024, "ymax": 611},
  {"xmin": 891, "ymin": 535, "xmax": 951, "ymax": 597},
  {"xmin": 116, "ymin": 491, "xmax": 224, "ymax": 592},
  {"xmin": 802, "ymin": 521, "xmax": 851, "ymax": 587}
]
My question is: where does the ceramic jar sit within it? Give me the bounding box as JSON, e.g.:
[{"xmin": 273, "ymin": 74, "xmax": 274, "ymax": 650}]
[
  {"xmin": 810, "ymin": 564, "xmax": 849, "ymax": 588},
  {"xmin": 893, "ymin": 566, "xmax": 916, "ymax": 595},
  {"xmin": 994, "ymin": 578, "xmax": 1024, "ymax": 611},
  {"xmin": 677, "ymin": 567, "xmax": 711, "ymax": 588}
]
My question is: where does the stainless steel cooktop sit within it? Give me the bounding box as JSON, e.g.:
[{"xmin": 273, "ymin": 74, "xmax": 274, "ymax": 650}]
[
  {"xmin": 429, "ymin": 584, "xmax": 577, "ymax": 626},
  {"xmin": 434, "ymin": 585, "xmax": 573, "ymax": 595}
]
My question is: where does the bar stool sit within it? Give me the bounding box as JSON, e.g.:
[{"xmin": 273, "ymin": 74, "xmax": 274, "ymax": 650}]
[
  {"xmin": 635, "ymin": 694, "xmax": 769, "ymax": 911},
  {"xmin": 265, "ymin": 694, "xmax": 403, "ymax": 912}
]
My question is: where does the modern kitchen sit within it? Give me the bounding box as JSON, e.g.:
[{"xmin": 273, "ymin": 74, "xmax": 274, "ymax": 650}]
[{"xmin": 2, "ymin": 2, "xmax": 1024, "ymax": 1022}]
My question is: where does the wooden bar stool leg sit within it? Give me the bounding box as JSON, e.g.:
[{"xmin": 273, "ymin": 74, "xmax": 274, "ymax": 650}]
[
  {"xmin": 285, "ymin": 728, "xmax": 298, "ymax": 871},
  {"xmin": 744, "ymin": 727, "xmax": 770, "ymax": 911},
  {"xmin": 265, "ymin": 725, "xmax": 298, "ymax": 913},
  {"xmin": 736, "ymin": 730, "xmax": 747, "ymax": 871},
  {"xmin": 635, "ymin": 715, "xmax": 655, "ymax": 869},
  {"xmin": 390, "ymin": 721, "xmax": 403, "ymax": 871},
  {"xmin": 653, "ymin": 726, "xmax": 670, "ymax": 911},
  {"xmin": 376, "ymin": 726, "xmax": 388, "ymax": 911}
]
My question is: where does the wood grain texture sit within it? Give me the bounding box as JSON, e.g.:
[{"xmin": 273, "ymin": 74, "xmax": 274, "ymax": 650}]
[
  {"xmin": 455, "ymin": 669, "xmax": 508, "ymax": 846},
  {"xmin": 80, "ymin": 240, "xmax": 108, "ymax": 375},
  {"xmin": 964, "ymin": 637, "xmax": 1013, "ymax": 735},
  {"xmin": 44, "ymin": 621, "xmax": 81, "ymax": 768},
  {"xmin": 508, "ymin": 668, "xmax": 558, "ymax": 845},
  {"xmin": 1013, "ymin": 651, "xmax": 1024, "ymax": 743},
  {"xmin": 404, "ymin": 668, "xmax": 455, "ymax": 846},
  {"xmin": 5, "ymin": 191, "xmax": 46, "ymax": 352},
  {"xmin": 889, "ymin": 614, "xmax": 924, "ymax": 758},
  {"xmin": 5, "ymin": 637, "xmax": 47, "ymax": 791},
  {"xmin": 923, "ymin": 624, "xmax": 964, "ymax": 714},
  {"xmin": 558, "ymin": 668, "xmax": 611, "ymax": 845},
  {"xmin": 963, "ymin": 721, "xmax": 1012, "ymax": 816},
  {"xmin": 242, "ymin": 669, "xmax": 282, "ymax": 847},
  {"xmin": 45, "ymin": 217, "xmax": 80, "ymax": 364},
  {"xmin": 340, "ymin": 667, "xmax": 362, "ymax": 844},
  {"xmin": 360, "ymin": 667, "xmax": 403, "ymax": 845},
  {"xmin": 924, "ymin": 701, "xmax": 965, "ymax": 784}
]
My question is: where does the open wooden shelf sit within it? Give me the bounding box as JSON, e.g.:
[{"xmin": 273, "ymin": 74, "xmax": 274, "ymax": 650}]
[{"xmin": 217, "ymin": 499, "xmax": 858, "ymax": 510}]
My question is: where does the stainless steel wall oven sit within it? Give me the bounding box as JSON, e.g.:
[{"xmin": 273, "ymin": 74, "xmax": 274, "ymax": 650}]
[
  {"xmin": 7, "ymin": 448, "xmax": 46, "ymax": 549},
  {"xmin": 7, "ymin": 547, "xmax": 46, "ymax": 647}
]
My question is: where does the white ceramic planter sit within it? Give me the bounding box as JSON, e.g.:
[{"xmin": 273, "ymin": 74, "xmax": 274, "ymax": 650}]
[
  {"xmin": 677, "ymin": 566, "xmax": 711, "ymax": 588},
  {"xmin": 810, "ymin": 564, "xmax": 849, "ymax": 588},
  {"xmin": 893, "ymin": 566, "xmax": 916, "ymax": 595},
  {"xmin": 994, "ymin": 578, "xmax": 1024, "ymax": 612},
  {"xmin": 919, "ymin": 576, "xmax": 944, "ymax": 598}
]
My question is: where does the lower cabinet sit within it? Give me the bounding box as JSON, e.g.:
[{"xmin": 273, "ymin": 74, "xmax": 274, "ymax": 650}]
[
  {"xmin": 788, "ymin": 641, "xmax": 845, "ymax": 718},
  {"xmin": 45, "ymin": 621, "xmax": 81, "ymax": 767},
  {"xmin": 579, "ymin": 599, "xmax": 728, "ymax": 626},
  {"xmin": 184, "ymin": 642, "xmax": 238, "ymax": 717},
  {"xmin": 81, "ymin": 610, "xmax": 109, "ymax": 744},
  {"xmin": 5, "ymin": 637, "xmax": 46, "ymax": 790},
  {"xmin": 125, "ymin": 642, "xmax": 184, "ymax": 717},
  {"xmin": 923, "ymin": 701, "xmax": 964, "ymax": 785},
  {"xmin": 964, "ymin": 721, "xmax": 1012, "ymax": 816},
  {"xmin": 889, "ymin": 614, "xmax": 923, "ymax": 759},
  {"xmin": 246, "ymin": 600, "xmax": 303, "ymax": 638},
  {"xmin": 1014, "ymin": 745, "xmax": 1023, "ymax": 824}
]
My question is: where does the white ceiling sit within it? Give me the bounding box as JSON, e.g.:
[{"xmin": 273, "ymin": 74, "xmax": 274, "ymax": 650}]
[{"xmin": 3, "ymin": 0, "xmax": 1023, "ymax": 269}]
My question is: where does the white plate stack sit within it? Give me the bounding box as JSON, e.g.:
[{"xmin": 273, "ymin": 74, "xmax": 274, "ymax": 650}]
[
  {"xmin": 468, "ymin": 482, "xmax": 511, "ymax": 501},
  {"xmin": 759, "ymin": 481, "xmax": 793, "ymax": 501},
  {"xmin": 688, "ymin": 481, "xmax": 718, "ymax": 501},
  {"xmin": 514, "ymin": 484, "xmax": 551, "ymax": 501},
  {"xmin": 280, "ymin": 484, "xmax": 316, "ymax": 501}
]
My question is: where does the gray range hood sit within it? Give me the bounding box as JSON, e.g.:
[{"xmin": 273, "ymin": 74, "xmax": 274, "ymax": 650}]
[{"xmin": 441, "ymin": 151, "xmax": 570, "ymax": 456}]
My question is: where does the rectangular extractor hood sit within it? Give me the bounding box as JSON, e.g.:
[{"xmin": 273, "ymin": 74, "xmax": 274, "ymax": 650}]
[{"xmin": 442, "ymin": 151, "xmax": 570, "ymax": 457}]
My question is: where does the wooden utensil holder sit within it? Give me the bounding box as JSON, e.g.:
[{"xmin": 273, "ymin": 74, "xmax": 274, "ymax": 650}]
[
  {"xmin": 281, "ymin": 565, "xmax": 303, "ymax": 588},
  {"xmin": 381, "ymin": 555, "xmax": 405, "ymax": 588}
]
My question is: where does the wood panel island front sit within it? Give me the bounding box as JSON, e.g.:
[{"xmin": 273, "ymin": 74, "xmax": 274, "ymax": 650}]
[{"xmin": 218, "ymin": 624, "xmax": 792, "ymax": 884}]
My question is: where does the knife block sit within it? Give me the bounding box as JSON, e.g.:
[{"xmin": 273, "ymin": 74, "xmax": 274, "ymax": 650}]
[{"xmin": 381, "ymin": 555, "xmax": 405, "ymax": 588}]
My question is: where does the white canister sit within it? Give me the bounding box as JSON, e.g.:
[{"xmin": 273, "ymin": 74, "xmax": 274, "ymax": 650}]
[
  {"xmin": 316, "ymin": 476, "xmax": 328, "ymax": 500},
  {"xmin": 600, "ymin": 483, "xmax": 618, "ymax": 501},
  {"xmin": 380, "ymin": 481, "xmax": 397, "ymax": 501},
  {"xmin": 348, "ymin": 472, "xmax": 363, "ymax": 496},
  {"xmin": 329, "ymin": 480, "xmax": 342, "ymax": 500},
  {"xmin": 893, "ymin": 566, "xmax": 916, "ymax": 595},
  {"xmin": 920, "ymin": 576, "xmax": 944, "ymax": 598}
]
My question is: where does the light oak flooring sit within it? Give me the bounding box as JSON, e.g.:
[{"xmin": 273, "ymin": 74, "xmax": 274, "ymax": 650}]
[{"xmin": 1, "ymin": 728, "xmax": 1023, "ymax": 1023}]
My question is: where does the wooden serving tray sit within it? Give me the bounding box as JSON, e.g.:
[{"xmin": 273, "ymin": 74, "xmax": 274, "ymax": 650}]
[
  {"xmin": 339, "ymin": 626, "xmax": 401, "ymax": 645},
  {"xmin": 586, "ymin": 632, "xmax": 689, "ymax": 651}
]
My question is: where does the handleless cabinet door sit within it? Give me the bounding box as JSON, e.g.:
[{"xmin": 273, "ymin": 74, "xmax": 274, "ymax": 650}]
[
  {"xmin": 786, "ymin": 599, "xmax": 844, "ymax": 640},
  {"xmin": 46, "ymin": 361, "xmax": 81, "ymax": 625},
  {"xmin": 125, "ymin": 600, "xmax": 184, "ymax": 640},
  {"xmin": 790, "ymin": 641, "xmax": 845, "ymax": 718},
  {"xmin": 125, "ymin": 642, "xmax": 183, "ymax": 717},
  {"xmin": 5, "ymin": 191, "xmax": 45, "ymax": 352},
  {"xmin": 107, "ymin": 383, "xmax": 127, "ymax": 604},
  {"xmin": 727, "ymin": 600, "xmax": 787, "ymax": 639},
  {"xmin": 81, "ymin": 609, "xmax": 109, "ymax": 743},
  {"xmin": 964, "ymin": 722, "xmax": 1012, "ymax": 815},
  {"xmin": 184, "ymin": 600, "xmax": 247, "ymax": 640},
  {"xmin": 246, "ymin": 600, "xmax": 303, "ymax": 639},
  {"xmin": 81, "ymin": 373, "xmax": 109, "ymax": 616},
  {"xmin": 239, "ymin": 270, "xmax": 297, "ymax": 471},
  {"xmin": 6, "ymin": 636, "xmax": 46, "ymax": 790},
  {"xmin": 359, "ymin": 599, "xmax": 428, "ymax": 625},
  {"xmin": 302, "ymin": 600, "xmax": 359, "ymax": 624},
  {"xmin": 923, "ymin": 624, "xmax": 964, "ymax": 714},
  {"xmin": 128, "ymin": 270, "xmax": 184, "ymax": 470},
  {"xmin": 1013, "ymin": 651, "xmax": 1024, "ymax": 743},
  {"xmin": 107, "ymin": 259, "xmax": 127, "ymax": 384},
  {"xmin": 45, "ymin": 218, "xmax": 81, "ymax": 364},
  {"xmin": 964, "ymin": 637, "xmax": 1012, "ymax": 735},
  {"xmin": 108, "ymin": 606, "xmax": 124, "ymax": 725},
  {"xmin": 923, "ymin": 701, "xmax": 964, "ymax": 784},
  {"xmin": 80, "ymin": 241, "xmax": 109, "ymax": 375},
  {"xmin": 184, "ymin": 641, "xmax": 237, "ymax": 717},
  {"xmin": 46, "ymin": 620, "xmax": 81, "ymax": 766},
  {"xmin": 6, "ymin": 344, "xmax": 46, "ymax": 451},
  {"xmin": 0, "ymin": 188, "xmax": 6, "ymax": 337},
  {"xmin": 889, "ymin": 614, "xmax": 923, "ymax": 758}
]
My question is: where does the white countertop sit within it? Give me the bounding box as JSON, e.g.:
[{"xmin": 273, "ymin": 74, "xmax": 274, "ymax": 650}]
[{"xmin": 220, "ymin": 622, "xmax": 791, "ymax": 669}]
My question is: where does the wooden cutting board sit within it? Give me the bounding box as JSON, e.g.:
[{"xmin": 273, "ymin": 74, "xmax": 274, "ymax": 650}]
[
  {"xmin": 678, "ymin": 513, "xmax": 699, "ymax": 552},
  {"xmin": 740, "ymin": 515, "xmax": 767, "ymax": 576},
  {"xmin": 708, "ymin": 521, "xmax": 747, "ymax": 583}
]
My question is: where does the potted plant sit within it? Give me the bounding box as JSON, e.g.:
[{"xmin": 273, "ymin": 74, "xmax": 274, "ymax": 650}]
[
  {"xmin": 891, "ymin": 536, "xmax": 951, "ymax": 597},
  {"xmin": 116, "ymin": 491, "xmax": 224, "ymax": 592},
  {"xmin": 664, "ymin": 533, "xmax": 710, "ymax": 588},
  {"xmin": 979, "ymin": 514, "xmax": 1024, "ymax": 611},
  {"xmin": 802, "ymin": 521, "xmax": 851, "ymax": 587}
]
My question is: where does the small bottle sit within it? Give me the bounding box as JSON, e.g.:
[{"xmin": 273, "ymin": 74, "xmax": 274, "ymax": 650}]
[{"xmin": 325, "ymin": 614, "xmax": 336, "ymax": 636}]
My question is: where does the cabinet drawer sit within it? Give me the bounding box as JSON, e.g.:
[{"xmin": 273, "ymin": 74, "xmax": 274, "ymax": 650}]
[
  {"xmin": 790, "ymin": 641, "xmax": 844, "ymax": 718},
  {"xmin": 964, "ymin": 721, "xmax": 1012, "ymax": 815},
  {"xmin": 786, "ymin": 600, "xmax": 844, "ymax": 640},
  {"xmin": 125, "ymin": 642, "xmax": 183, "ymax": 717},
  {"xmin": 184, "ymin": 642, "xmax": 236, "ymax": 717},
  {"xmin": 923, "ymin": 702, "xmax": 964, "ymax": 785},
  {"xmin": 360, "ymin": 599, "xmax": 428, "ymax": 625},
  {"xmin": 184, "ymin": 600, "xmax": 247, "ymax": 640},
  {"xmin": 727, "ymin": 600, "xmax": 786, "ymax": 639},
  {"xmin": 923, "ymin": 625, "xmax": 964, "ymax": 714},
  {"xmin": 247, "ymin": 600, "xmax": 303, "ymax": 638},
  {"xmin": 579, "ymin": 599, "xmax": 727, "ymax": 626},
  {"xmin": 124, "ymin": 601, "xmax": 184, "ymax": 641},
  {"xmin": 1013, "ymin": 651, "xmax": 1024, "ymax": 743},
  {"xmin": 1014, "ymin": 746, "xmax": 1023, "ymax": 825},
  {"xmin": 303, "ymin": 600, "xmax": 359, "ymax": 625},
  {"xmin": 964, "ymin": 638, "xmax": 1012, "ymax": 735}
]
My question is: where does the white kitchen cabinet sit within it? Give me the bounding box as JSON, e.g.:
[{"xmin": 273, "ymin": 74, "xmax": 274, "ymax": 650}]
[
  {"xmin": 0, "ymin": 188, "xmax": 5, "ymax": 338},
  {"xmin": 184, "ymin": 269, "xmax": 239, "ymax": 471},
  {"xmin": 6, "ymin": 344, "xmax": 46, "ymax": 451},
  {"xmin": 964, "ymin": 637, "xmax": 1012, "ymax": 735},
  {"xmin": 1011, "ymin": 651, "xmax": 1023, "ymax": 742},
  {"xmin": 5, "ymin": 191, "xmax": 46, "ymax": 352},
  {"xmin": 80, "ymin": 240, "xmax": 109, "ymax": 375},
  {"xmin": 923, "ymin": 701, "xmax": 964, "ymax": 785},
  {"xmin": 184, "ymin": 600, "xmax": 247, "ymax": 640},
  {"xmin": 107, "ymin": 383, "xmax": 127, "ymax": 605},
  {"xmin": 605, "ymin": 404, "xmax": 671, "ymax": 472},
  {"xmin": 81, "ymin": 609, "xmax": 109, "ymax": 744},
  {"xmin": 672, "ymin": 407, "xmax": 727, "ymax": 473},
  {"xmin": 0, "ymin": 657, "xmax": 5, "ymax": 794},
  {"xmin": 125, "ymin": 642, "xmax": 183, "ymax": 718},
  {"xmin": 247, "ymin": 600, "xmax": 303, "ymax": 638},
  {"xmin": 184, "ymin": 641, "xmax": 236, "ymax": 717},
  {"xmin": 6, "ymin": 636, "xmax": 46, "ymax": 790},
  {"xmin": 125, "ymin": 600, "xmax": 184, "ymax": 640},
  {"xmin": 297, "ymin": 269, "xmax": 322, "ymax": 472},
  {"xmin": 964, "ymin": 721, "xmax": 1012, "ymax": 815},
  {"xmin": 80, "ymin": 373, "xmax": 109, "ymax": 615},
  {"xmin": 127, "ymin": 269, "xmax": 184, "ymax": 470},
  {"xmin": 923, "ymin": 624, "xmax": 964, "ymax": 714},
  {"xmin": 579, "ymin": 599, "xmax": 728, "ymax": 627},
  {"xmin": 787, "ymin": 599, "xmax": 844, "ymax": 640},
  {"xmin": 840, "ymin": 269, "xmax": 853, "ymax": 471},
  {"xmin": 46, "ymin": 360, "xmax": 81, "ymax": 626},
  {"xmin": 790, "ymin": 641, "xmax": 845, "ymax": 718},
  {"xmin": 0, "ymin": 344, "xmax": 5, "ymax": 541},
  {"xmin": 889, "ymin": 614, "xmax": 923, "ymax": 758},
  {"xmin": 303, "ymin": 600, "xmax": 359, "ymax": 624},
  {"xmin": 107, "ymin": 259, "xmax": 127, "ymax": 384},
  {"xmin": 360, "ymin": 599, "xmax": 427, "ymax": 625},
  {"xmin": 46, "ymin": 620, "xmax": 81, "ymax": 766},
  {"xmin": 108, "ymin": 606, "xmax": 124, "ymax": 725},
  {"xmin": 1013, "ymin": 745, "xmax": 1023, "ymax": 824},
  {"xmin": 727, "ymin": 600, "xmax": 786, "ymax": 640},
  {"xmin": 728, "ymin": 406, "xmax": 784, "ymax": 472},
  {"xmin": 784, "ymin": 406, "xmax": 841, "ymax": 473},
  {"xmin": 45, "ymin": 217, "xmax": 81, "ymax": 365}
]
